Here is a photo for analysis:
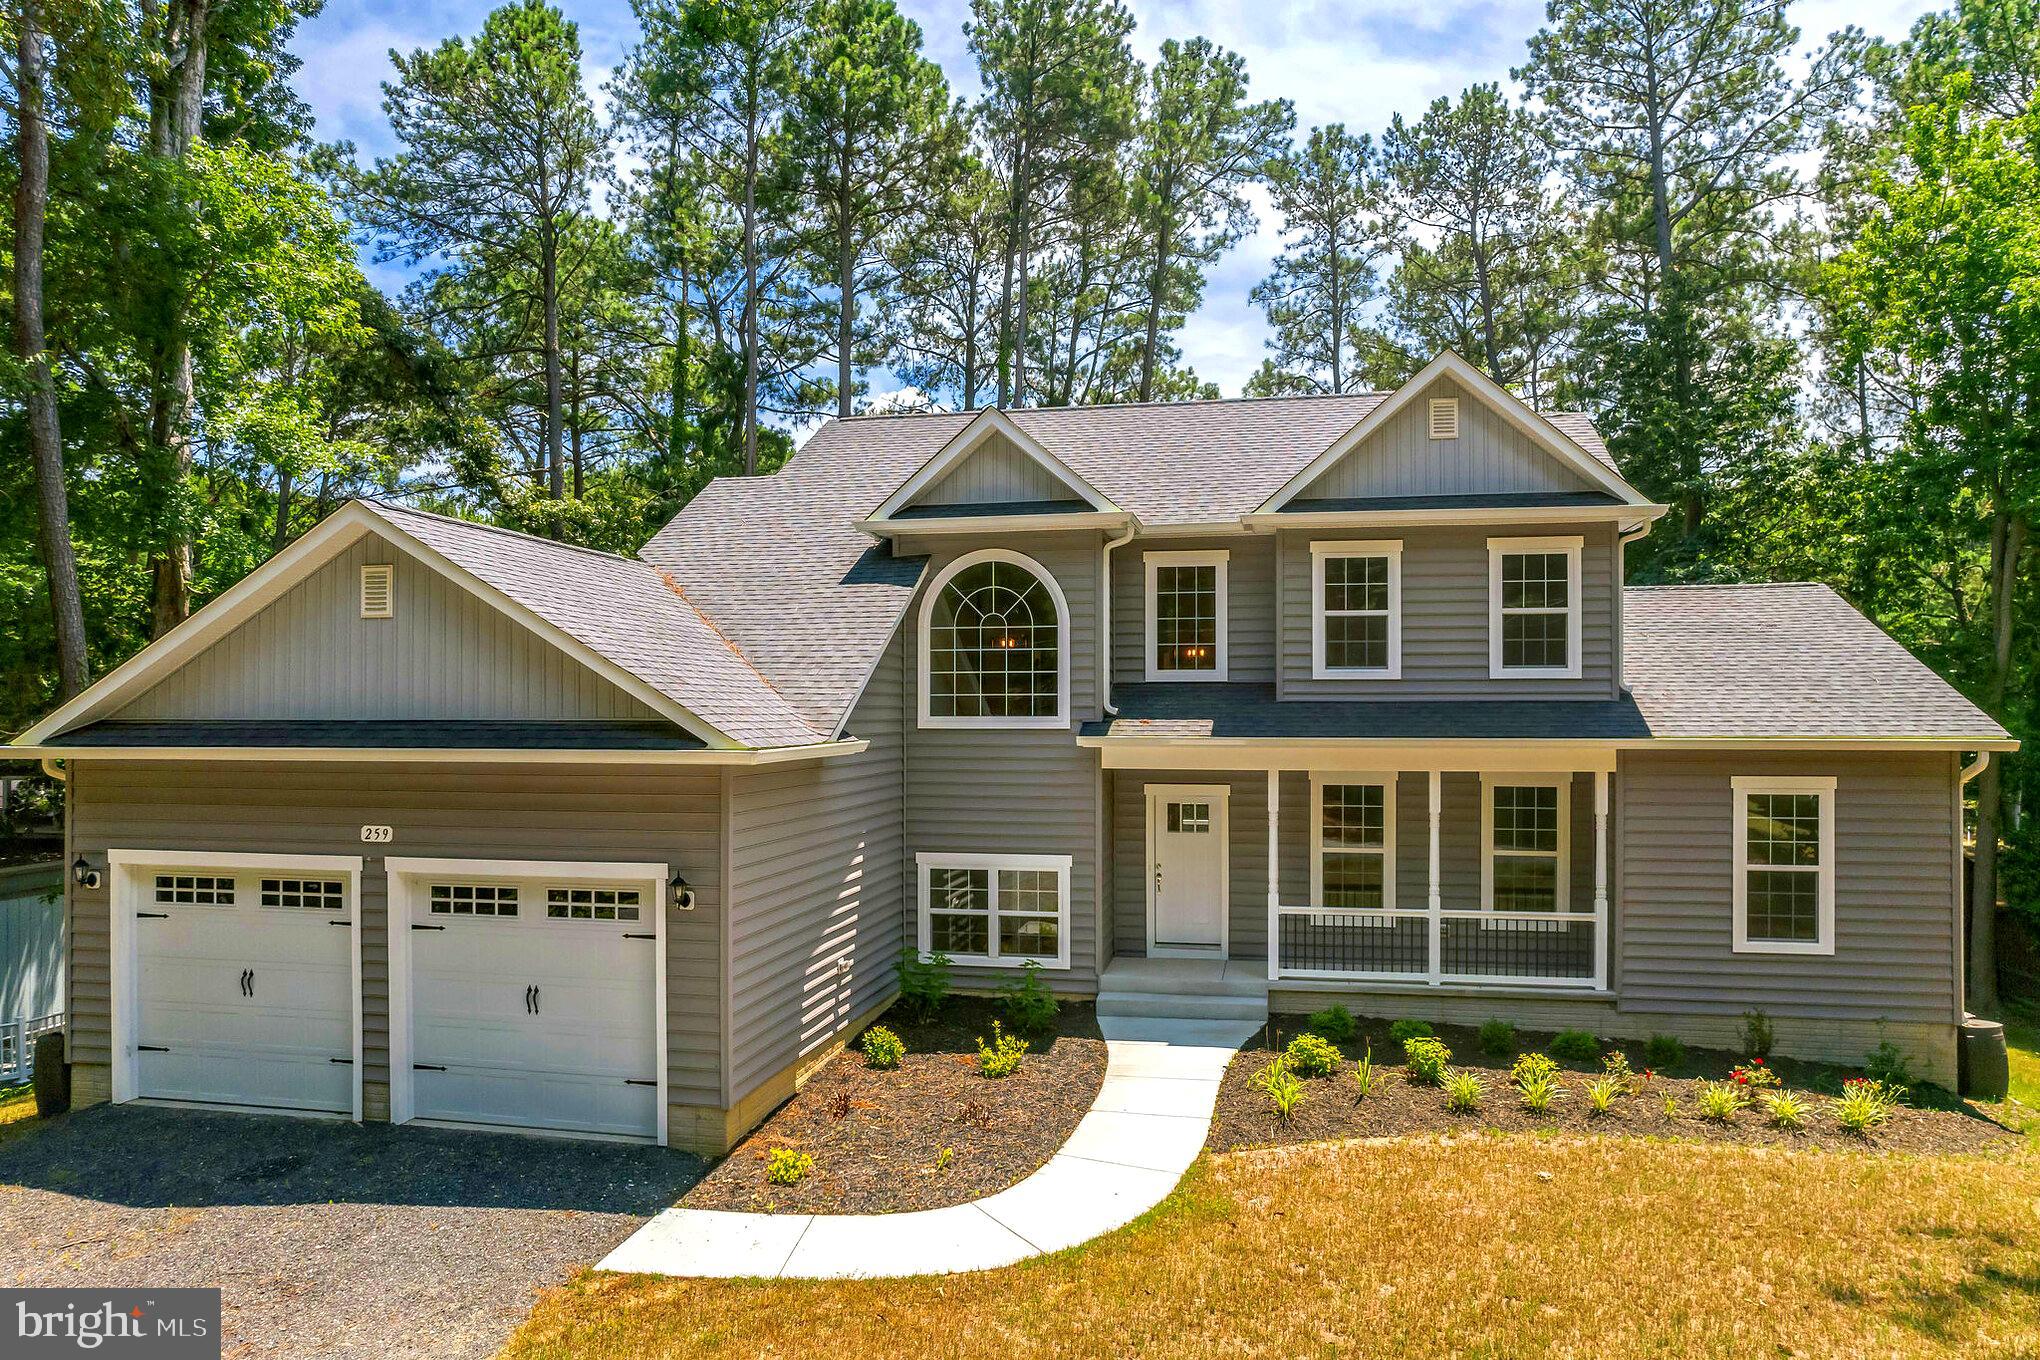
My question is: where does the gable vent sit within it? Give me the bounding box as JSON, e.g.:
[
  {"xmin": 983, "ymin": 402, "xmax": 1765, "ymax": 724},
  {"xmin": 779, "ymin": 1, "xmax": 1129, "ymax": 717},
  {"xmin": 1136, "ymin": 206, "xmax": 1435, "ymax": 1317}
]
[
  {"xmin": 359, "ymin": 564, "xmax": 395, "ymax": 619},
  {"xmin": 1428, "ymin": 397, "xmax": 1460, "ymax": 440}
]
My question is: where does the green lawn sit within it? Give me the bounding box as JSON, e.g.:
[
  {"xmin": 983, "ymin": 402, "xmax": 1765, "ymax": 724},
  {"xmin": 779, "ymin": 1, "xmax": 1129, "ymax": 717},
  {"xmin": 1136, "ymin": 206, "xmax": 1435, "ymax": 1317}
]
[{"xmin": 2003, "ymin": 995, "xmax": 2040, "ymax": 1115}]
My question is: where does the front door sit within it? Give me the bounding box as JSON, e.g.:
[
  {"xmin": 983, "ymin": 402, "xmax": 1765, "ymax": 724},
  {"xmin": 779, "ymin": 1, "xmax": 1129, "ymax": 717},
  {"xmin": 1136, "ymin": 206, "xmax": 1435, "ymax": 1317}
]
[{"xmin": 1146, "ymin": 785, "xmax": 1229, "ymax": 955}]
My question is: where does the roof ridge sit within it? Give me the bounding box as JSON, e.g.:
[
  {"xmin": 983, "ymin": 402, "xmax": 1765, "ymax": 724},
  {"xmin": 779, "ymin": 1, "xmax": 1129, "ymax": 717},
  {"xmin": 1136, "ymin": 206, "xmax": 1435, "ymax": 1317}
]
[
  {"xmin": 832, "ymin": 390, "xmax": 1394, "ymax": 422},
  {"xmin": 1624, "ymin": 581, "xmax": 1831, "ymax": 592},
  {"xmin": 363, "ymin": 498, "xmax": 642, "ymax": 567}
]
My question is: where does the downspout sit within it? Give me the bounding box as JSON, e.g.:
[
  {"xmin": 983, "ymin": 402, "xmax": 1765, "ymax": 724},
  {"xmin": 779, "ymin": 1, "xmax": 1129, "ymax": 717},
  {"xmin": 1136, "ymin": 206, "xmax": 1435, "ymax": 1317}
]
[
  {"xmin": 40, "ymin": 756, "xmax": 66, "ymax": 781},
  {"xmin": 1101, "ymin": 522, "xmax": 1137, "ymax": 716},
  {"xmin": 1958, "ymin": 751, "xmax": 1992, "ymax": 1023},
  {"xmin": 1614, "ymin": 522, "xmax": 1652, "ymax": 698},
  {"xmin": 1961, "ymin": 751, "xmax": 1992, "ymax": 787}
]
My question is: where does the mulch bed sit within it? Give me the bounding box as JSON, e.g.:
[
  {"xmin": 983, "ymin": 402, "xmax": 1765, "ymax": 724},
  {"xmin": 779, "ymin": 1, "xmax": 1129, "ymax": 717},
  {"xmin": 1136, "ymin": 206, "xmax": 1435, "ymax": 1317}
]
[
  {"xmin": 1211, "ymin": 1013, "xmax": 2020, "ymax": 1157},
  {"xmin": 683, "ymin": 997, "xmax": 1108, "ymax": 1215}
]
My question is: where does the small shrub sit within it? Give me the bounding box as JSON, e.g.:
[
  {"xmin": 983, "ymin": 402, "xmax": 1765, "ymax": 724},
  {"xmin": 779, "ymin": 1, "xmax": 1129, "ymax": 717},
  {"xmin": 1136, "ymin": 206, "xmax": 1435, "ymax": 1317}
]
[
  {"xmin": 1600, "ymin": 1050, "xmax": 1638, "ymax": 1095},
  {"xmin": 1864, "ymin": 1040, "xmax": 1915, "ymax": 1093},
  {"xmin": 1511, "ymin": 1052, "xmax": 1559, "ymax": 1087},
  {"xmin": 859, "ymin": 1025, "xmax": 904, "ymax": 1070},
  {"xmin": 1695, "ymin": 1081, "xmax": 1747, "ymax": 1121},
  {"xmin": 1255, "ymin": 1058, "xmax": 1307, "ymax": 1118},
  {"xmin": 1444, "ymin": 1069, "xmax": 1485, "ymax": 1112},
  {"xmin": 1285, "ymin": 1032, "xmax": 1342, "ymax": 1078},
  {"xmin": 1389, "ymin": 1018, "xmax": 1435, "ymax": 1045},
  {"xmin": 1740, "ymin": 1008, "xmax": 1775, "ymax": 1059},
  {"xmin": 1729, "ymin": 1059, "xmax": 1781, "ymax": 1091},
  {"xmin": 1762, "ymin": 1089, "xmax": 1810, "ymax": 1130},
  {"xmin": 1403, "ymin": 1035, "xmax": 1452, "ymax": 1085},
  {"xmin": 1308, "ymin": 1005, "xmax": 1359, "ymax": 1043},
  {"xmin": 1834, "ymin": 1077, "xmax": 1901, "ymax": 1133},
  {"xmin": 976, "ymin": 1021, "xmax": 1028, "ymax": 1079},
  {"xmin": 897, "ymin": 947, "xmax": 952, "ymax": 1020},
  {"xmin": 1477, "ymin": 1019, "xmax": 1518, "ymax": 1055},
  {"xmin": 1548, "ymin": 1028, "xmax": 1599, "ymax": 1061},
  {"xmin": 1643, "ymin": 1033, "xmax": 1687, "ymax": 1070},
  {"xmin": 1662, "ymin": 1092, "xmax": 1681, "ymax": 1119},
  {"xmin": 997, "ymin": 960, "xmax": 1060, "ymax": 1033},
  {"xmin": 934, "ymin": 1146, "xmax": 953, "ymax": 1172},
  {"xmin": 1517, "ymin": 1070, "xmax": 1564, "ymax": 1114},
  {"xmin": 1352, "ymin": 1045, "xmax": 1378, "ymax": 1099},
  {"xmin": 1584, "ymin": 1075, "xmax": 1621, "ymax": 1115},
  {"xmin": 765, "ymin": 1148, "xmax": 814, "ymax": 1185}
]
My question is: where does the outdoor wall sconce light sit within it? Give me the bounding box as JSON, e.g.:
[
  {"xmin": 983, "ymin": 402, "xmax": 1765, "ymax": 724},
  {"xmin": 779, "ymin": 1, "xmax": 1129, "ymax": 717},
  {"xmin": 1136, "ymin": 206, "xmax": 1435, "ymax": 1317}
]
[
  {"xmin": 72, "ymin": 856, "xmax": 101, "ymax": 891},
  {"xmin": 670, "ymin": 874, "xmax": 696, "ymax": 911}
]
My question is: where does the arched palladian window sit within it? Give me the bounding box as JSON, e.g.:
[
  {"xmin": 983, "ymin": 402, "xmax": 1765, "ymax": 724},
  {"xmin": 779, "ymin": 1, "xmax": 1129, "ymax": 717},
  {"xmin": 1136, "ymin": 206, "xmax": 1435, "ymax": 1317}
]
[{"xmin": 919, "ymin": 548, "xmax": 1069, "ymax": 728}]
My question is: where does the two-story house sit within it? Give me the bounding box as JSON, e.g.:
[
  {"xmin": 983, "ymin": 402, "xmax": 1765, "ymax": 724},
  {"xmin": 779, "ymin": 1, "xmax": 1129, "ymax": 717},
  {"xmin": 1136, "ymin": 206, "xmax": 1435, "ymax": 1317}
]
[{"xmin": 14, "ymin": 352, "xmax": 2012, "ymax": 1153}]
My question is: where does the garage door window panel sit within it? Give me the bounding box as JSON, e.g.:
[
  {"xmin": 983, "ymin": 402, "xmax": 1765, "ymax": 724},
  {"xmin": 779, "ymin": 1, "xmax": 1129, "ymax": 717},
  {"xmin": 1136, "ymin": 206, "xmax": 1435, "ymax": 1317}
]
[
  {"xmin": 429, "ymin": 883, "xmax": 520, "ymax": 917},
  {"xmin": 547, "ymin": 887, "xmax": 643, "ymax": 921},
  {"xmin": 261, "ymin": 878, "xmax": 344, "ymax": 910},
  {"xmin": 155, "ymin": 874, "xmax": 235, "ymax": 906}
]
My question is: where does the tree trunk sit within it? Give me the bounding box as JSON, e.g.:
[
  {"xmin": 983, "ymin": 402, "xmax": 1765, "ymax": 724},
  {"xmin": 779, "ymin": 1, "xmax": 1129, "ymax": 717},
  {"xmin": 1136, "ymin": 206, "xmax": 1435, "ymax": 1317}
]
[
  {"xmin": 1139, "ymin": 203, "xmax": 1172, "ymax": 403},
  {"xmin": 1969, "ymin": 507, "xmax": 2025, "ymax": 1016},
  {"xmin": 273, "ymin": 466, "xmax": 293, "ymax": 557},
  {"xmin": 740, "ymin": 69, "xmax": 762, "ymax": 475},
  {"xmin": 995, "ymin": 190, "xmax": 1019, "ymax": 409},
  {"xmin": 542, "ymin": 219, "xmax": 564, "ymax": 498},
  {"xmin": 14, "ymin": 0, "xmax": 88, "ymax": 699},
  {"xmin": 671, "ymin": 253, "xmax": 690, "ymax": 467},
  {"xmin": 1012, "ymin": 201, "xmax": 1031, "ymax": 407},
  {"xmin": 837, "ymin": 204, "xmax": 856, "ymax": 419}
]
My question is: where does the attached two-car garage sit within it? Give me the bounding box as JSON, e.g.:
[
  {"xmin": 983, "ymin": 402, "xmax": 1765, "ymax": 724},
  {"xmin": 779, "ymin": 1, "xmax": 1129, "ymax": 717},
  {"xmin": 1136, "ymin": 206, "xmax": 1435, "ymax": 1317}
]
[{"xmin": 111, "ymin": 852, "xmax": 667, "ymax": 1143}]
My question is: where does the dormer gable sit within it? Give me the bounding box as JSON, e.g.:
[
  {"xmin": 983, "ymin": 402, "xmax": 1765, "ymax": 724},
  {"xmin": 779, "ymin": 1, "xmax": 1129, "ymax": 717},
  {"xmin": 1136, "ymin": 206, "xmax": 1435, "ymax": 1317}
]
[
  {"xmin": 1255, "ymin": 352, "xmax": 1653, "ymax": 515},
  {"xmin": 863, "ymin": 407, "xmax": 1123, "ymax": 532}
]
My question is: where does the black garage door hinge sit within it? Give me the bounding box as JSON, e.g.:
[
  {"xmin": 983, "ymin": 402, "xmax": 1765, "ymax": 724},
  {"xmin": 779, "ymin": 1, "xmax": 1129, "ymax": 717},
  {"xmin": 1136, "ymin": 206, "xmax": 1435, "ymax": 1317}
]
[
  {"xmin": 412, "ymin": 1063, "xmax": 447, "ymax": 1072},
  {"xmin": 624, "ymin": 1078, "xmax": 657, "ymax": 1087},
  {"xmin": 412, "ymin": 923, "xmax": 446, "ymax": 931},
  {"xmin": 622, "ymin": 933, "xmax": 654, "ymax": 940},
  {"xmin": 137, "ymin": 911, "xmax": 169, "ymax": 919},
  {"xmin": 328, "ymin": 920, "xmax": 352, "ymax": 927},
  {"xmin": 329, "ymin": 1057, "xmax": 354, "ymax": 1065},
  {"xmin": 137, "ymin": 1044, "xmax": 169, "ymax": 1052}
]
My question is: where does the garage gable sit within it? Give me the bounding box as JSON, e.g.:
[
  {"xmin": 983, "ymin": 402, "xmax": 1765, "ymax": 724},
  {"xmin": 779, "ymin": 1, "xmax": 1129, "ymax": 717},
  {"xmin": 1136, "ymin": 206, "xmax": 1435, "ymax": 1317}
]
[{"xmin": 113, "ymin": 529, "xmax": 665, "ymax": 724}]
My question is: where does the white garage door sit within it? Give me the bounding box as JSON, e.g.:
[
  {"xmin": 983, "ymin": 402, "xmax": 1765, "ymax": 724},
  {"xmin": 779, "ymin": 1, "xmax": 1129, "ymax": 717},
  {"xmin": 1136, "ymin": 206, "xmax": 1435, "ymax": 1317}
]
[
  {"xmin": 409, "ymin": 878, "xmax": 658, "ymax": 1139},
  {"xmin": 135, "ymin": 870, "xmax": 353, "ymax": 1114}
]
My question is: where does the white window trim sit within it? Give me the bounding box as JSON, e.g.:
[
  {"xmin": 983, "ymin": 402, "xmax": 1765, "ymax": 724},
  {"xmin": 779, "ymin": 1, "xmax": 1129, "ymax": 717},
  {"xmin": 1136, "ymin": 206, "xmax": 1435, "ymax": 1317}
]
[
  {"xmin": 1309, "ymin": 773, "xmax": 1398, "ymax": 917},
  {"xmin": 917, "ymin": 547, "xmax": 1072, "ymax": 730},
  {"xmin": 1731, "ymin": 776, "xmax": 1837, "ymax": 956},
  {"xmin": 1311, "ymin": 540, "xmax": 1403, "ymax": 680},
  {"xmin": 916, "ymin": 852, "xmax": 1074, "ymax": 970},
  {"xmin": 1479, "ymin": 775, "xmax": 1572, "ymax": 914},
  {"xmin": 1143, "ymin": 549, "xmax": 1230, "ymax": 682},
  {"xmin": 1488, "ymin": 535, "xmax": 1583, "ymax": 680}
]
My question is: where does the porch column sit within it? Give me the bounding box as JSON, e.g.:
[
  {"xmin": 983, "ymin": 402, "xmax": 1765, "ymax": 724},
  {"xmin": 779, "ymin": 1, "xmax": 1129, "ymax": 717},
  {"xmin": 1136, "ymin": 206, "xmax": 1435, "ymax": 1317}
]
[
  {"xmin": 1267, "ymin": 769, "xmax": 1280, "ymax": 983},
  {"xmin": 1427, "ymin": 770, "xmax": 1442, "ymax": 985},
  {"xmin": 1593, "ymin": 768, "xmax": 1610, "ymax": 991}
]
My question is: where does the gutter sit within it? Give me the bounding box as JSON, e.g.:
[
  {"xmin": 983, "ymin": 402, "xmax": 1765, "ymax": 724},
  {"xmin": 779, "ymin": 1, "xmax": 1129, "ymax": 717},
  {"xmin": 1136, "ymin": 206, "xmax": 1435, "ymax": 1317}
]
[{"xmin": 7, "ymin": 739, "xmax": 871, "ymax": 767}]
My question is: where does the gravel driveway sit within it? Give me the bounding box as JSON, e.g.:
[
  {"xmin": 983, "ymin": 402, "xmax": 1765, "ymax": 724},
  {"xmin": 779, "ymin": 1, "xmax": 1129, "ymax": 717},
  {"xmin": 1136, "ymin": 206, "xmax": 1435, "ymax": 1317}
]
[{"xmin": 0, "ymin": 1103, "xmax": 707, "ymax": 1360}]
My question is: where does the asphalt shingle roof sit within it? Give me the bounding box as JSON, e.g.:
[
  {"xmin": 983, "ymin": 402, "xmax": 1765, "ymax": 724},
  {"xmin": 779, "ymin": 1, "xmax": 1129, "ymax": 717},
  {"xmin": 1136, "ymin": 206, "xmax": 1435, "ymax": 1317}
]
[
  {"xmin": 58, "ymin": 720, "xmax": 708, "ymax": 751},
  {"xmin": 1084, "ymin": 685, "xmax": 1652, "ymax": 740}
]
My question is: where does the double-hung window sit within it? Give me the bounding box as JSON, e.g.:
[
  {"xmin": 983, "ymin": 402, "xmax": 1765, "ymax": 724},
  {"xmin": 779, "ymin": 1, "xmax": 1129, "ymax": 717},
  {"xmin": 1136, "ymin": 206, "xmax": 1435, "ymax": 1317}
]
[
  {"xmin": 1311, "ymin": 776, "xmax": 1396, "ymax": 915},
  {"xmin": 1731, "ymin": 777, "xmax": 1836, "ymax": 955},
  {"xmin": 916, "ymin": 852, "xmax": 1072, "ymax": 969},
  {"xmin": 1144, "ymin": 550, "xmax": 1228, "ymax": 680},
  {"xmin": 1482, "ymin": 778, "xmax": 1570, "ymax": 913},
  {"xmin": 1311, "ymin": 540, "xmax": 1402, "ymax": 679},
  {"xmin": 1489, "ymin": 536, "xmax": 1582, "ymax": 679}
]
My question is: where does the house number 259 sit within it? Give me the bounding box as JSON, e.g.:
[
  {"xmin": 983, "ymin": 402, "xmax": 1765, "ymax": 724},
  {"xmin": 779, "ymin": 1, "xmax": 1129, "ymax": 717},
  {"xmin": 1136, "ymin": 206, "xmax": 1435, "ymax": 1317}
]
[{"xmin": 360, "ymin": 825, "xmax": 395, "ymax": 844}]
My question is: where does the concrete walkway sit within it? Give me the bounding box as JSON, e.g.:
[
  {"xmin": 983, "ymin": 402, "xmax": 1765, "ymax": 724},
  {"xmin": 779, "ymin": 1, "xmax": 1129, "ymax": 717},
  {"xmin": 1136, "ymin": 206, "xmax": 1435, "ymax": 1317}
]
[{"xmin": 598, "ymin": 1016, "xmax": 1258, "ymax": 1280}]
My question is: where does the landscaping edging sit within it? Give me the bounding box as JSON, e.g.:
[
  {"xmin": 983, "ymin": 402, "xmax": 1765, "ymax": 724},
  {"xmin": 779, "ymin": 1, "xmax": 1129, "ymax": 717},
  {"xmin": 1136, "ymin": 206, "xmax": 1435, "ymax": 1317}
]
[
  {"xmin": 683, "ymin": 997, "xmax": 1109, "ymax": 1215},
  {"xmin": 1210, "ymin": 1014, "xmax": 2018, "ymax": 1157}
]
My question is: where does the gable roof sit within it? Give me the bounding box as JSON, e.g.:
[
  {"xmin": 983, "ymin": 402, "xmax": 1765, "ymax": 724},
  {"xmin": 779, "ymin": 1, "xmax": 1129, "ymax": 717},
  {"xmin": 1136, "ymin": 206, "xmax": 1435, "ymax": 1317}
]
[
  {"xmin": 868, "ymin": 406, "xmax": 1117, "ymax": 521},
  {"xmin": 1622, "ymin": 583, "xmax": 2010, "ymax": 742},
  {"xmin": 15, "ymin": 501, "xmax": 832, "ymax": 753}
]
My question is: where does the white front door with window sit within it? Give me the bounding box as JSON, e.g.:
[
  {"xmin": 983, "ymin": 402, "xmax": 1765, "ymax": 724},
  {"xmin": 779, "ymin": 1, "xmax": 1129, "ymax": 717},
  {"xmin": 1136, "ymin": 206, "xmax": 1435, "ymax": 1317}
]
[{"xmin": 1145, "ymin": 785, "xmax": 1229, "ymax": 956}]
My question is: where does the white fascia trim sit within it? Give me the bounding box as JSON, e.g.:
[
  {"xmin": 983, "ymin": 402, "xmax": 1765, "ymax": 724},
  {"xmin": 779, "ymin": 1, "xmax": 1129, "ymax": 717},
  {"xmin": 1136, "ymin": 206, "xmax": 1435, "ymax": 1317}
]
[
  {"xmin": 1478, "ymin": 773, "xmax": 1572, "ymax": 913},
  {"xmin": 869, "ymin": 407, "xmax": 1118, "ymax": 520},
  {"xmin": 1144, "ymin": 549, "xmax": 1230, "ymax": 683},
  {"xmin": 1730, "ymin": 775, "xmax": 1838, "ymax": 957},
  {"xmin": 1489, "ymin": 535, "xmax": 1584, "ymax": 681},
  {"xmin": 916, "ymin": 547, "xmax": 1073, "ymax": 731},
  {"xmin": 17, "ymin": 741, "xmax": 869, "ymax": 765},
  {"xmin": 1242, "ymin": 505, "xmax": 1671, "ymax": 531},
  {"xmin": 859, "ymin": 512, "xmax": 1135, "ymax": 538},
  {"xmin": 915, "ymin": 850, "xmax": 1075, "ymax": 970},
  {"xmin": 106, "ymin": 849, "xmax": 366, "ymax": 1123},
  {"xmin": 1310, "ymin": 539, "xmax": 1402, "ymax": 681},
  {"xmin": 1307, "ymin": 772, "xmax": 1398, "ymax": 911},
  {"xmin": 1253, "ymin": 351, "xmax": 1653, "ymax": 513}
]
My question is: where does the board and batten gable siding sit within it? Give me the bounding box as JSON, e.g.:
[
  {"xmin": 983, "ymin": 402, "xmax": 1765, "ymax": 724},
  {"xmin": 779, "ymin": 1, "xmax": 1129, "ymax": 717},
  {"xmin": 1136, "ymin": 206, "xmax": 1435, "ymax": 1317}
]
[
  {"xmin": 1277, "ymin": 523, "xmax": 1621, "ymax": 700},
  {"xmin": 1616, "ymin": 749, "xmax": 1961, "ymax": 1025},
  {"xmin": 63, "ymin": 759, "xmax": 725, "ymax": 1118},
  {"xmin": 1294, "ymin": 378, "xmax": 1599, "ymax": 501},
  {"xmin": 117, "ymin": 531, "xmax": 663, "ymax": 723},
  {"xmin": 895, "ymin": 530, "xmax": 1106, "ymax": 989},
  {"xmin": 911, "ymin": 431, "xmax": 1083, "ymax": 507},
  {"xmin": 723, "ymin": 630, "xmax": 907, "ymax": 1104},
  {"xmin": 1111, "ymin": 535, "xmax": 1276, "ymax": 687}
]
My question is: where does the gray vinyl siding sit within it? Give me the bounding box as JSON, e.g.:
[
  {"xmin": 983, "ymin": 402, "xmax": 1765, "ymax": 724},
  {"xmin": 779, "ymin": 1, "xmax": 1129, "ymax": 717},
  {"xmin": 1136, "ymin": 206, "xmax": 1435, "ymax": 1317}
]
[
  {"xmin": 1277, "ymin": 523, "xmax": 1621, "ymax": 700},
  {"xmin": 913, "ymin": 433, "xmax": 1080, "ymax": 506},
  {"xmin": 1111, "ymin": 535, "xmax": 1276, "ymax": 687},
  {"xmin": 64, "ymin": 759, "xmax": 726, "ymax": 1111},
  {"xmin": 1109, "ymin": 770, "xmax": 1600, "ymax": 959},
  {"xmin": 119, "ymin": 532, "xmax": 663, "ymax": 722},
  {"xmin": 1294, "ymin": 378, "xmax": 1597, "ymax": 500},
  {"xmin": 724, "ymin": 632, "xmax": 907, "ymax": 1103},
  {"xmin": 901, "ymin": 531, "xmax": 1105, "ymax": 989},
  {"xmin": 1616, "ymin": 750, "xmax": 1960, "ymax": 1024}
]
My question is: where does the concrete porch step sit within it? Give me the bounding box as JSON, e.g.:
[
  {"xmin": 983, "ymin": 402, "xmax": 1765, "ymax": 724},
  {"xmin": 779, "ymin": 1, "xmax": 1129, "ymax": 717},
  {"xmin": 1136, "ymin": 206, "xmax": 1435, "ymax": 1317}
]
[
  {"xmin": 1096, "ymin": 991, "xmax": 1269, "ymax": 1023},
  {"xmin": 1096, "ymin": 957, "xmax": 1271, "ymax": 1025}
]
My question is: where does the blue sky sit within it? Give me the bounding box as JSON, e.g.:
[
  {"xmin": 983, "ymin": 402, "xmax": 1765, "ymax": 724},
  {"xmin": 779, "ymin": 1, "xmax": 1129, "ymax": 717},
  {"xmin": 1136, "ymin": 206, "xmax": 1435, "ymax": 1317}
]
[{"xmin": 294, "ymin": 0, "xmax": 1936, "ymax": 402}]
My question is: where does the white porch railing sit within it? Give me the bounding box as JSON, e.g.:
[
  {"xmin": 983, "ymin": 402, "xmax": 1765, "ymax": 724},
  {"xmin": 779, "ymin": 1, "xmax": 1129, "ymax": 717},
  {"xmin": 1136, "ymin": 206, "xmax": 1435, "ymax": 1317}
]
[
  {"xmin": 1273, "ymin": 907, "xmax": 1602, "ymax": 989},
  {"xmin": 0, "ymin": 1012, "xmax": 63, "ymax": 1084}
]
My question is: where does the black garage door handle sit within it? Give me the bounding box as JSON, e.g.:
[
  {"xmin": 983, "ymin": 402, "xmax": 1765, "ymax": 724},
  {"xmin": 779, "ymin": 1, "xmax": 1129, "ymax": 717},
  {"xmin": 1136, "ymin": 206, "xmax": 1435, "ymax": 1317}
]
[
  {"xmin": 413, "ymin": 1063, "xmax": 447, "ymax": 1072},
  {"xmin": 412, "ymin": 923, "xmax": 445, "ymax": 931}
]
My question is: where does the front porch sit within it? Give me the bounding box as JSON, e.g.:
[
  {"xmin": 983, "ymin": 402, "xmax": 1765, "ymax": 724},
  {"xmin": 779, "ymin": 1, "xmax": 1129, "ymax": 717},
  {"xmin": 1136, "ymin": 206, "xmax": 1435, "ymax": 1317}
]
[{"xmin": 1101, "ymin": 749, "xmax": 1615, "ymax": 994}]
